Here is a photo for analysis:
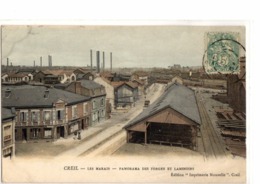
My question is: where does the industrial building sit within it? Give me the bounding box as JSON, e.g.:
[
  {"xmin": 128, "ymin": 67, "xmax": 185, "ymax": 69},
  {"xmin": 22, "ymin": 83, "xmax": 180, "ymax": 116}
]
[{"xmin": 124, "ymin": 83, "xmax": 201, "ymax": 150}]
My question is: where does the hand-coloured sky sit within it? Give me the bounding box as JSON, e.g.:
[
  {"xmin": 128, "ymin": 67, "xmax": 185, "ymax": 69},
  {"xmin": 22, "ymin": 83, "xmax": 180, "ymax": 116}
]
[{"xmin": 2, "ymin": 25, "xmax": 245, "ymax": 68}]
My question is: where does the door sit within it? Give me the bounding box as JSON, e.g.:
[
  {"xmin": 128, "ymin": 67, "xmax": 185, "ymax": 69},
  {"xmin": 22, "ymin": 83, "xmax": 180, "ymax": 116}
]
[{"xmin": 22, "ymin": 129, "xmax": 27, "ymax": 141}]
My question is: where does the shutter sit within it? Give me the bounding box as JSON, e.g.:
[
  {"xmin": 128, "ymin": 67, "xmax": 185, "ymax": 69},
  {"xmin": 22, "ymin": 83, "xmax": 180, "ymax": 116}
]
[
  {"xmin": 37, "ymin": 112, "xmax": 40, "ymax": 123},
  {"xmin": 25, "ymin": 112, "xmax": 29, "ymax": 122},
  {"xmin": 52, "ymin": 110, "xmax": 56, "ymax": 122}
]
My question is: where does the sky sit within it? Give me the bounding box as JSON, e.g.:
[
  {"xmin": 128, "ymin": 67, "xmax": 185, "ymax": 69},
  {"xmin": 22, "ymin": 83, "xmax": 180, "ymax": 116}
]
[{"xmin": 1, "ymin": 25, "xmax": 245, "ymax": 68}]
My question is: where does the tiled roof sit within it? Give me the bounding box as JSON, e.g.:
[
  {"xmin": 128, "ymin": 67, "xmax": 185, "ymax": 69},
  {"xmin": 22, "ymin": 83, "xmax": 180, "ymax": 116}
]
[{"xmin": 125, "ymin": 84, "xmax": 201, "ymax": 128}]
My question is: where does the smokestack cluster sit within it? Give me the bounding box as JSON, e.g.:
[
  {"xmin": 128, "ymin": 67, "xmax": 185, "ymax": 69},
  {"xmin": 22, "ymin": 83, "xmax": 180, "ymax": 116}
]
[{"xmin": 90, "ymin": 50, "xmax": 113, "ymax": 73}]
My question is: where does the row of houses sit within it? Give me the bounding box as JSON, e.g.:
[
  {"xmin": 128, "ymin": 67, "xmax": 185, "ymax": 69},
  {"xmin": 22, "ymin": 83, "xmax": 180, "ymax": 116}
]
[
  {"xmin": 2, "ymin": 78, "xmax": 107, "ymax": 145},
  {"xmin": 2, "ymin": 68, "xmax": 95, "ymax": 85}
]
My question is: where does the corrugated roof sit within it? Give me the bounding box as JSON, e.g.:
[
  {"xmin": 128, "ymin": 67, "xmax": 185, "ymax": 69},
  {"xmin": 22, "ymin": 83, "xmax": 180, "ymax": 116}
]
[
  {"xmin": 2, "ymin": 85, "xmax": 90, "ymax": 108},
  {"xmin": 1, "ymin": 108, "xmax": 15, "ymax": 121},
  {"xmin": 125, "ymin": 84, "xmax": 201, "ymax": 128}
]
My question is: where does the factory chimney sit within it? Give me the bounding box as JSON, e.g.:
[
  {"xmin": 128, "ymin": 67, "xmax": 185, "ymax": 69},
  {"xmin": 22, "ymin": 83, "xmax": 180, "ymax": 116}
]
[
  {"xmin": 90, "ymin": 50, "xmax": 93, "ymax": 71},
  {"xmin": 48, "ymin": 55, "xmax": 52, "ymax": 68},
  {"xmin": 110, "ymin": 52, "xmax": 112, "ymax": 72},
  {"xmin": 7, "ymin": 58, "xmax": 9, "ymax": 67},
  {"xmin": 96, "ymin": 51, "xmax": 100, "ymax": 73},
  {"xmin": 103, "ymin": 51, "xmax": 105, "ymax": 71},
  {"xmin": 40, "ymin": 56, "xmax": 42, "ymax": 67}
]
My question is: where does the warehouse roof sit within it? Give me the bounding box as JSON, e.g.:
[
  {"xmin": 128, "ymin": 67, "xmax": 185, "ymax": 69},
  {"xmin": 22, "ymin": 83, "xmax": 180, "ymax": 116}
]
[
  {"xmin": 125, "ymin": 83, "xmax": 201, "ymax": 128},
  {"xmin": 2, "ymin": 85, "xmax": 90, "ymax": 108}
]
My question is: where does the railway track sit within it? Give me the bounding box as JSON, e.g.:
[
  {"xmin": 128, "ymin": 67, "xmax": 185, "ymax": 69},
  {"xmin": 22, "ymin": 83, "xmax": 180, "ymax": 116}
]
[{"xmin": 196, "ymin": 91, "xmax": 228, "ymax": 159}]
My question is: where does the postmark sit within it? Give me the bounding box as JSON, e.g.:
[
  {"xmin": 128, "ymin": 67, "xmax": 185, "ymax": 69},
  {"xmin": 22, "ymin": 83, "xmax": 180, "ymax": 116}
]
[{"xmin": 204, "ymin": 32, "xmax": 240, "ymax": 74}]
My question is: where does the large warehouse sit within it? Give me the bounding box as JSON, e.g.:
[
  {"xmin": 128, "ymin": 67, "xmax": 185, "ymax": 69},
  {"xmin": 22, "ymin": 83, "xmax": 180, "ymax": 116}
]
[{"xmin": 124, "ymin": 83, "xmax": 201, "ymax": 151}]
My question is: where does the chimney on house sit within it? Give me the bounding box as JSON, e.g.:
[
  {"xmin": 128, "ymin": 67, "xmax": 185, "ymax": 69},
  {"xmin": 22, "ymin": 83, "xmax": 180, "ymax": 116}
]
[
  {"xmin": 110, "ymin": 52, "xmax": 112, "ymax": 72},
  {"xmin": 96, "ymin": 51, "xmax": 100, "ymax": 73},
  {"xmin": 90, "ymin": 49, "xmax": 93, "ymax": 71},
  {"xmin": 4, "ymin": 88, "xmax": 11, "ymax": 98},
  {"xmin": 44, "ymin": 88, "xmax": 50, "ymax": 98},
  {"xmin": 75, "ymin": 81, "xmax": 82, "ymax": 94},
  {"xmin": 103, "ymin": 51, "xmax": 105, "ymax": 71}
]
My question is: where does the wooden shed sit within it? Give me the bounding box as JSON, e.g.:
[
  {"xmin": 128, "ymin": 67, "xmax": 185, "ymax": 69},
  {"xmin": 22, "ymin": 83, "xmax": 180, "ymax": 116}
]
[{"xmin": 124, "ymin": 84, "xmax": 201, "ymax": 150}]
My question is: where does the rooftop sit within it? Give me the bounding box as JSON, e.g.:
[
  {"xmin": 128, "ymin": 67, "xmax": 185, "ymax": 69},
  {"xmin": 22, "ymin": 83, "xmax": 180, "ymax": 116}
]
[
  {"xmin": 1, "ymin": 107, "xmax": 16, "ymax": 121},
  {"xmin": 79, "ymin": 80, "xmax": 104, "ymax": 90},
  {"xmin": 2, "ymin": 85, "xmax": 91, "ymax": 108},
  {"xmin": 125, "ymin": 83, "xmax": 201, "ymax": 128}
]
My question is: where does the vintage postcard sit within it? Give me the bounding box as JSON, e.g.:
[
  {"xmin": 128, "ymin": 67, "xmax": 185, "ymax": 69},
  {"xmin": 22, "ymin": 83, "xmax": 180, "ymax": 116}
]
[{"xmin": 1, "ymin": 24, "xmax": 246, "ymax": 183}]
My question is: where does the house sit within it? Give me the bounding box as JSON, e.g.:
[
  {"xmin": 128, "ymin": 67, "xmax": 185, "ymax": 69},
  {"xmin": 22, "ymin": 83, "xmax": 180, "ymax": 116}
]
[
  {"xmin": 76, "ymin": 72, "xmax": 95, "ymax": 81},
  {"xmin": 2, "ymin": 85, "xmax": 91, "ymax": 142},
  {"xmin": 1, "ymin": 73, "xmax": 8, "ymax": 82},
  {"xmin": 65, "ymin": 80, "xmax": 107, "ymax": 125},
  {"xmin": 44, "ymin": 75, "xmax": 60, "ymax": 84},
  {"xmin": 16, "ymin": 68, "xmax": 37, "ymax": 81},
  {"xmin": 131, "ymin": 71, "xmax": 149, "ymax": 85},
  {"xmin": 6, "ymin": 73, "xmax": 31, "ymax": 83},
  {"xmin": 1, "ymin": 108, "xmax": 16, "ymax": 158},
  {"xmin": 132, "ymin": 79, "xmax": 145, "ymax": 96},
  {"xmin": 112, "ymin": 81, "xmax": 139, "ymax": 109},
  {"xmin": 33, "ymin": 70, "xmax": 52, "ymax": 83},
  {"xmin": 124, "ymin": 84, "xmax": 201, "ymax": 151}
]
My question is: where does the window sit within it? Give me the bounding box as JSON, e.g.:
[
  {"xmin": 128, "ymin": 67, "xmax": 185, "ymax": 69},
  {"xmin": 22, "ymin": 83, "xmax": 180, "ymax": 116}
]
[
  {"xmin": 72, "ymin": 106, "xmax": 77, "ymax": 118},
  {"xmin": 31, "ymin": 128, "xmax": 40, "ymax": 138},
  {"xmin": 92, "ymin": 101, "xmax": 97, "ymax": 109},
  {"xmin": 44, "ymin": 111, "xmax": 51, "ymax": 121},
  {"xmin": 4, "ymin": 125, "xmax": 12, "ymax": 142},
  {"xmin": 57, "ymin": 110, "xmax": 64, "ymax": 120},
  {"xmin": 84, "ymin": 103, "xmax": 88, "ymax": 113},
  {"xmin": 44, "ymin": 128, "xmax": 52, "ymax": 138},
  {"xmin": 100, "ymin": 98, "xmax": 104, "ymax": 106},
  {"xmin": 31, "ymin": 111, "xmax": 38, "ymax": 122},
  {"xmin": 20, "ymin": 112, "xmax": 28, "ymax": 122}
]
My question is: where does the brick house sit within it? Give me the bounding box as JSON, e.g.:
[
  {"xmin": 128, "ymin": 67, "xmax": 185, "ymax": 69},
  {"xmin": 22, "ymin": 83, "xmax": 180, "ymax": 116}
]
[
  {"xmin": 2, "ymin": 85, "xmax": 91, "ymax": 142},
  {"xmin": 65, "ymin": 80, "xmax": 107, "ymax": 125}
]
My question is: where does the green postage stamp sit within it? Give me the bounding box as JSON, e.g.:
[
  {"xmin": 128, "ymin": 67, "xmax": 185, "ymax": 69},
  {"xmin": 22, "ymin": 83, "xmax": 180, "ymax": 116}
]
[{"xmin": 204, "ymin": 32, "xmax": 240, "ymax": 74}]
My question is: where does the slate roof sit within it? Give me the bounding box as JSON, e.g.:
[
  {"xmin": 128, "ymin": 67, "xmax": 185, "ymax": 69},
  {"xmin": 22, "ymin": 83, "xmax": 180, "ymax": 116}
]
[
  {"xmin": 1, "ymin": 108, "xmax": 15, "ymax": 121},
  {"xmin": 2, "ymin": 85, "xmax": 91, "ymax": 108},
  {"xmin": 79, "ymin": 80, "xmax": 104, "ymax": 90},
  {"xmin": 125, "ymin": 84, "xmax": 201, "ymax": 128}
]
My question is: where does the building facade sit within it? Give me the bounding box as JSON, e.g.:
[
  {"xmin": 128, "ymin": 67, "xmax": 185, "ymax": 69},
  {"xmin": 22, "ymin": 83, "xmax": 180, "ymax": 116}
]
[
  {"xmin": 113, "ymin": 82, "xmax": 139, "ymax": 109},
  {"xmin": 65, "ymin": 80, "xmax": 107, "ymax": 126},
  {"xmin": 2, "ymin": 108, "xmax": 16, "ymax": 158},
  {"xmin": 124, "ymin": 84, "xmax": 201, "ymax": 151},
  {"xmin": 2, "ymin": 85, "xmax": 91, "ymax": 142}
]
